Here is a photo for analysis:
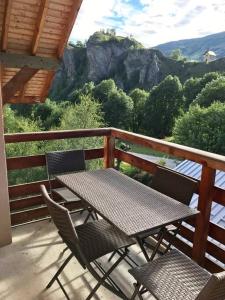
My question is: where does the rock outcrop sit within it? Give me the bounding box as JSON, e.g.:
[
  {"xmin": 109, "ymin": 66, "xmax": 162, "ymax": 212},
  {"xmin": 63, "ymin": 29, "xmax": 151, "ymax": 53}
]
[{"xmin": 49, "ymin": 32, "xmax": 225, "ymax": 100}]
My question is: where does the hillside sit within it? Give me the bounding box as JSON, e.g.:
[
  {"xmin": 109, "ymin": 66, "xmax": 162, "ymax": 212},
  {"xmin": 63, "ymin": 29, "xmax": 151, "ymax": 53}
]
[
  {"xmin": 155, "ymin": 31, "xmax": 225, "ymax": 61},
  {"xmin": 49, "ymin": 32, "xmax": 225, "ymax": 100}
]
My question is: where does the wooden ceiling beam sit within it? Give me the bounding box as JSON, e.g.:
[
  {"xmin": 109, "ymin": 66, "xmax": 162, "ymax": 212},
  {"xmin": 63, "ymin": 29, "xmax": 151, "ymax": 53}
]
[
  {"xmin": 0, "ymin": 52, "xmax": 59, "ymax": 70},
  {"xmin": 1, "ymin": 0, "xmax": 13, "ymax": 51},
  {"xmin": 31, "ymin": 0, "xmax": 50, "ymax": 55},
  {"xmin": 40, "ymin": 70, "xmax": 55, "ymax": 102},
  {"xmin": 6, "ymin": 96, "xmax": 40, "ymax": 104},
  {"xmin": 57, "ymin": 0, "xmax": 83, "ymax": 58},
  {"xmin": 2, "ymin": 67, "xmax": 39, "ymax": 103}
]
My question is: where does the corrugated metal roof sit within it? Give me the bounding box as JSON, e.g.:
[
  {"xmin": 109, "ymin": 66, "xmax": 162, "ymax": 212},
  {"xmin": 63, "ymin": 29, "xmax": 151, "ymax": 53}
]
[
  {"xmin": 174, "ymin": 160, "xmax": 225, "ymax": 228},
  {"xmin": 174, "ymin": 160, "xmax": 225, "ymax": 268}
]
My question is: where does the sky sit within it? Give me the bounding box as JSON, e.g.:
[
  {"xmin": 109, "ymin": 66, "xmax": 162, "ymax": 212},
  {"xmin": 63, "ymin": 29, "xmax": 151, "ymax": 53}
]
[{"xmin": 70, "ymin": 0, "xmax": 225, "ymax": 47}]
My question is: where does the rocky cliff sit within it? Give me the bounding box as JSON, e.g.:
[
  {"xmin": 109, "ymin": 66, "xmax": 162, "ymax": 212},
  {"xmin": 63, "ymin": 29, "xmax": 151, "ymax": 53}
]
[{"xmin": 49, "ymin": 32, "xmax": 225, "ymax": 100}]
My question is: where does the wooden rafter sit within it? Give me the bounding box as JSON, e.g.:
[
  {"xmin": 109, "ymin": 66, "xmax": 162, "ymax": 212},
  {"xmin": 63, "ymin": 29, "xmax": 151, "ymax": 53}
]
[
  {"xmin": 40, "ymin": 70, "xmax": 54, "ymax": 102},
  {"xmin": 0, "ymin": 52, "xmax": 59, "ymax": 70},
  {"xmin": 31, "ymin": 0, "xmax": 50, "ymax": 55},
  {"xmin": 57, "ymin": 0, "xmax": 83, "ymax": 58},
  {"xmin": 1, "ymin": 0, "xmax": 13, "ymax": 51},
  {"xmin": 2, "ymin": 67, "xmax": 39, "ymax": 103}
]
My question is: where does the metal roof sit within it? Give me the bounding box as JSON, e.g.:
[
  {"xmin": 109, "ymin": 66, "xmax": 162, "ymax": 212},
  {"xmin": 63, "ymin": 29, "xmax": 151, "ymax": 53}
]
[
  {"xmin": 174, "ymin": 160, "xmax": 225, "ymax": 268},
  {"xmin": 174, "ymin": 159, "xmax": 225, "ymax": 228}
]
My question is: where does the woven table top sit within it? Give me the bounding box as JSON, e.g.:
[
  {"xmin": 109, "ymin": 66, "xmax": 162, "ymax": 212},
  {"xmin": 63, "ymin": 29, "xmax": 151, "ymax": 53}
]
[{"xmin": 57, "ymin": 168, "xmax": 198, "ymax": 237}]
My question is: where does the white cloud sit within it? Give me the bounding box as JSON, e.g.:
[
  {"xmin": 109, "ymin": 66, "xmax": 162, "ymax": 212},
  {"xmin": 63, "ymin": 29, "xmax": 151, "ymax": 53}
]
[{"xmin": 70, "ymin": 0, "xmax": 225, "ymax": 46}]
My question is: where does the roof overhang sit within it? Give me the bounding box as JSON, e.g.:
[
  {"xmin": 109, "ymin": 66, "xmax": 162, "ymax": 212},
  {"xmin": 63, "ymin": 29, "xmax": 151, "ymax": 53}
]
[{"xmin": 0, "ymin": 0, "xmax": 82, "ymax": 104}]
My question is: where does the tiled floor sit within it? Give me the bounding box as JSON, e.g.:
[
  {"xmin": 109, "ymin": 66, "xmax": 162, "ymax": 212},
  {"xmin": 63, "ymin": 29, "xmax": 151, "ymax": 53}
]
[{"xmin": 0, "ymin": 214, "xmax": 155, "ymax": 300}]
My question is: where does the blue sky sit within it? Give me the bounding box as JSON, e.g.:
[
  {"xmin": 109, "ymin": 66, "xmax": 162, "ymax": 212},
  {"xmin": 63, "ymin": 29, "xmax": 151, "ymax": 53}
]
[{"xmin": 70, "ymin": 0, "xmax": 225, "ymax": 47}]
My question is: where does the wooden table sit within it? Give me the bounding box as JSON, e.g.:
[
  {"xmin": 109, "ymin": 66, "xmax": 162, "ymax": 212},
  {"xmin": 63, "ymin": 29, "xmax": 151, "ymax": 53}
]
[{"xmin": 56, "ymin": 168, "xmax": 198, "ymax": 238}]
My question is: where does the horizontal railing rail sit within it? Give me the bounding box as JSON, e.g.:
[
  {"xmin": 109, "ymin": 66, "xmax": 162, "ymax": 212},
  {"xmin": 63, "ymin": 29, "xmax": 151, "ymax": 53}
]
[{"xmin": 4, "ymin": 127, "xmax": 225, "ymax": 272}]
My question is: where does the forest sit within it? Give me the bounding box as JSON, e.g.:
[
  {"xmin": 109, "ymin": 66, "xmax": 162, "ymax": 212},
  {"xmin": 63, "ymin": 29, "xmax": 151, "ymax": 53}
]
[{"xmin": 5, "ymin": 71, "xmax": 225, "ymax": 185}]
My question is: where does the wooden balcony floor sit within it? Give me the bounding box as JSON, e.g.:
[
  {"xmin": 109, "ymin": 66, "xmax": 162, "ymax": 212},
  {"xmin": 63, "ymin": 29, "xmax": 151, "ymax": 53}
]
[{"xmin": 0, "ymin": 214, "xmax": 155, "ymax": 300}]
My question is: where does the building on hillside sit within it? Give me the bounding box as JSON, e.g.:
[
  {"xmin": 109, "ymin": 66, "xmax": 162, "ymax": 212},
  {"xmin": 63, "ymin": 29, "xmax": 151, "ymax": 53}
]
[{"xmin": 203, "ymin": 50, "xmax": 217, "ymax": 63}]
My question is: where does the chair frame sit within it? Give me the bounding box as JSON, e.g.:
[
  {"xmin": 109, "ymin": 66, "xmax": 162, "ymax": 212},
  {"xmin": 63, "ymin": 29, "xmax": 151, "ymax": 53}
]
[
  {"xmin": 45, "ymin": 149, "xmax": 96, "ymax": 222},
  {"xmin": 140, "ymin": 166, "xmax": 198, "ymax": 261},
  {"xmin": 40, "ymin": 185, "xmax": 134, "ymax": 300}
]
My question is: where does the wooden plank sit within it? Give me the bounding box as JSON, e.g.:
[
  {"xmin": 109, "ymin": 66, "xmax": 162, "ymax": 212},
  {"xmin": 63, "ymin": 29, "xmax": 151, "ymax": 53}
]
[
  {"xmin": 57, "ymin": 0, "xmax": 83, "ymax": 58},
  {"xmin": 11, "ymin": 201, "xmax": 84, "ymax": 225},
  {"xmin": 7, "ymin": 148, "xmax": 104, "ymax": 170},
  {"xmin": 4, "ymin": 128, "xmax": 111, "ymax": 143},
  {"xmin": 1, "ymin": 0, "xmax": 13, "ymax": 50},
  {"xmin": 31, "ymin": 0, "xmax": 50, "ymax": 54},
  {"xmin": 208, "ymin": 222, "xmax": 225, "ymax": 245},
  {"xmin": 192, "ymin": 166, "xmax": 216, "ymax": 265},
  {"xmin": 179, "ymin": 225, "xmax": 225, "ymax": 264},
  {"xmin": 10, "ymin": 195, "xmax": 44, "ymax": 210},
  {"xmin": 8, "ymin": 179, "xmax": 57, "ymax": 199},
  {"xmin": 0, "ymin": 52, "xmax": 59, "ymax": 70},
  {"xmin": 104, "ymin": 136, "xmax": 115, "ymax": 168},
  {"xmin": 39, "ymin": 70, "xmax": 54, "ymax": 102},
  {"xmin": 111, "ymin": 128, "xmax": 225, "ymax": 172},
  {"xmin": 213, "ymin": 186, "xmax": 225, "ymax": 206},
  {"xmin": 2, "ymin": 67, "xmax": 38, "ymax": 103},
  {"xmin": 115, "ymin": 149, "xmax": 158, "ymax": 174},
  {"xmin": 6, "ymin": 96, "xmax": 40, "ymax": 104}
]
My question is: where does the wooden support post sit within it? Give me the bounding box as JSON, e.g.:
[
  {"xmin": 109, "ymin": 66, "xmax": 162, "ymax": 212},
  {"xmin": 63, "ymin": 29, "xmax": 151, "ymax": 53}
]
[
  {"xmin": 0, "ymin": 64, "xmax": 12, "ymax": 246},
  {"xmin": 104, "ymin": 136, "xmax": 115, "ymax": 168},
  {"xmin": 192, "ymin": 165, "xmax": 216, "ymax": 265},
  {"xmin": 2, "ymin": 67, "xmax": 38, "ymax": 103}
]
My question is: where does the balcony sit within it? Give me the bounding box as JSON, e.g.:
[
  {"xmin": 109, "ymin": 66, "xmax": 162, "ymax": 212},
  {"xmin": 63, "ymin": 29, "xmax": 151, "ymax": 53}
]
[{"xmin": 0, "ymin": 127, "xmax": 224, "ymax": 299}]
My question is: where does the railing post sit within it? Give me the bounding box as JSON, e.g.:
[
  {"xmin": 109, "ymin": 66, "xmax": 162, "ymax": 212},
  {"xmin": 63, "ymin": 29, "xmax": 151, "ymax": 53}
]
[
  {"xmin": 0, "ymin": 64, "xmax": 12, "ymax": 246},
  {"xmin": 192, "ymin": 165, "xmax": 216, "ymax": 265},
  {"xmin": 104, "ymin": 135, "xmax": 115, "ymax": 168}
]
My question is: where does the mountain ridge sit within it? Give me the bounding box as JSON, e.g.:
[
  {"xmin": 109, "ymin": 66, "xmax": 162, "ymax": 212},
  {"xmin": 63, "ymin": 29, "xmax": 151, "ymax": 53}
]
[{"xmin": 155, "ymin": 31, "xmax": 225, "ymax": 61}]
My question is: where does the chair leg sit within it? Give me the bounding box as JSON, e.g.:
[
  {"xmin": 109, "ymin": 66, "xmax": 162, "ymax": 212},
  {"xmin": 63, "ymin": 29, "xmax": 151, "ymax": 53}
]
[
  {"xmin": 137, "ymin": 237, "xmax": 150, "ymax": 262},
  {"xmin": 86, "ymin": 249, "xmax": 129, "ymax": 300},
  {"xmin": 149, "ymin": 228, "xmax": 166, "ymax": 261},
  {"xmin": 46, "ymin": 252, "xmax": 73, "ymax": 289},
  {"xmin": 130, "ymin": 283, "xmax": 141, "ymax": 300},
  {"xmin": 164, "ymin": 223, "xmax": 181, "ymax": 254}
]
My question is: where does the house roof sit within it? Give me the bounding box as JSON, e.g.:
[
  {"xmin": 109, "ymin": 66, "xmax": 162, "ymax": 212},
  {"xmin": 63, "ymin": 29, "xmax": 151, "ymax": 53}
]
[
  {"xmin": 174, "ymin": 159, "xmax": 225, "ymax": 228},
  {"xmin": 0, "ymin": 0, "xmax": 82, "ymax": 104}
]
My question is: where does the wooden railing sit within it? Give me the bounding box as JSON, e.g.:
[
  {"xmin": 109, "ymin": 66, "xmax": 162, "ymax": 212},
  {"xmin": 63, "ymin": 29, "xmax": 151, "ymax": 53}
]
[{"xmin": 4, "ymin": 127, "xmax": 225, "ymax": 272}]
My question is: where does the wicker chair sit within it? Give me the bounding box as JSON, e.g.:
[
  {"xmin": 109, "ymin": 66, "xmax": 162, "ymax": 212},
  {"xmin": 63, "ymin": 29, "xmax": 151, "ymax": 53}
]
[
  {"xmin": 40, "ymin": 185, "xmax": 135, "ymax": 300},
  {"xmin": 138, "ymin": 166, "xmax": 198, "ymax": 261},
  {"xmin": 129, "ymin": 249, "xmax": 225, "ymax": 300},
  {"xmin": 46, "ymin": 149, "xmax": 95, "ymax": 222}
]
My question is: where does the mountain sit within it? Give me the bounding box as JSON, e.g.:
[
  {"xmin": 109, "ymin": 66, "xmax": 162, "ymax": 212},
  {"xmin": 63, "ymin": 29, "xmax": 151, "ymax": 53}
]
[
  {"xmin": 49, "ymin": 32, "xmax": 225, "ymax": 100},
  {"xmin": 155, "ymin": 31, "xmax": 225, "ymax": 61}
]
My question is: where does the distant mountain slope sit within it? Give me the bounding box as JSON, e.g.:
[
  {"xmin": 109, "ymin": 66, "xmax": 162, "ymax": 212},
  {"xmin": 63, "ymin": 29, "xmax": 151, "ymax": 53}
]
[{"xmin": 155, "ymin": 31, "xmax": 225, "ymax": 61}]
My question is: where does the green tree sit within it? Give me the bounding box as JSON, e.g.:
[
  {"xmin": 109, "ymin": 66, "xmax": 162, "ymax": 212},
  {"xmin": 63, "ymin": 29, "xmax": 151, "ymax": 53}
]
[
  {"xmin": 4, "ymin": 106, "xmax": 45, "ymax": 185},
  {"xmin": 183, "ymin": 72, "xmax": 221, "ymax": 109},
  {"xmin": 193, "ymin": 76, "xmax": 225, "ymax": 107},
  {"xmin": 129, "ymin": 88, "xmax": 149, "ymax": 133},
  {"xmin": 103, "ymin": 89, "xmax": 133, "ymax": 129},
  {"xmin": 93, "ymin": 79, "xmax": 117, "ymax": 103},
  {"xmin": 173, "ymin": 102, "xmax": 225, "ymax": 155},
  {"xmin": 144, "ymin": 75, "xmax": 183, "ymax": 138},
  {"xmin": 58, "ymin": 95, "xmax": 104, "ymax": 169},
  {"xmin": 71, "ymin": 82, "xmax": 95, "ymax": 103},
  {"xmin": 32, "ymin": 99, "xmax": 67, "ymax": 130},
  {"xmin": 170, "ymin": 49, "xmax": 186, "ymax": 61}
]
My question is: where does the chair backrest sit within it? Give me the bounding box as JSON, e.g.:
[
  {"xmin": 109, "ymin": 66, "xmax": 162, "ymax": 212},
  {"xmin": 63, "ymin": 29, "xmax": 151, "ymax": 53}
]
[
  {"xmin": 40, "ymin": 184, "xmax": 87, "ymax": 268},
  {"xmin": 196, "ymin": 271, "xmax": 225, "ymax": 300},
  {"xmin": 46, "ymin": 149, "xmax": 86, "ymax": 178},
  {"xmin": 151, "ymin": 166, "xmax": 198, "ymax": 205}
]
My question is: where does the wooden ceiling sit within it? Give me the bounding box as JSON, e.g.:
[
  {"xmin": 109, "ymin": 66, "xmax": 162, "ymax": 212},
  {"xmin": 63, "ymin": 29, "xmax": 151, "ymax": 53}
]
[{"xmin": 0, "ymin": 0, "xmax": 82, "ymax": 104}]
